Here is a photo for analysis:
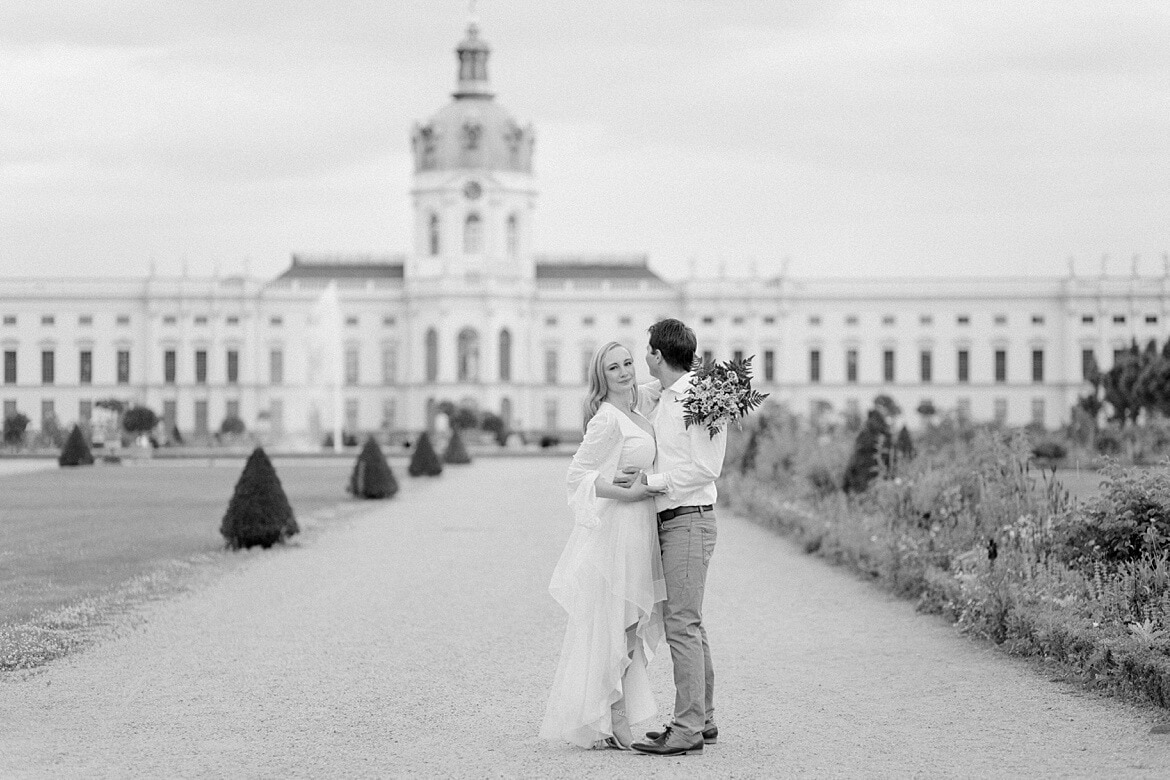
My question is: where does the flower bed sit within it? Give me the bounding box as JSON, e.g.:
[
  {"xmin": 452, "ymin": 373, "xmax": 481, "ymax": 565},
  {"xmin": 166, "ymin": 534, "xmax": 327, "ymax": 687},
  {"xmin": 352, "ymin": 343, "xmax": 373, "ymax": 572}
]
[{"xmin": 721, "ymin": 405, "xmax": 1170, "ymax": 710}]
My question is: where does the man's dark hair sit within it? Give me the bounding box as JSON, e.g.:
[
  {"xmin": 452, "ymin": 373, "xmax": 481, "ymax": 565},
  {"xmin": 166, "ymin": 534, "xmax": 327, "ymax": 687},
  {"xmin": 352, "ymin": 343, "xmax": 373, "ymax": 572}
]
[{"xmin": 648, "ymin": 319, "xmax": 697, "ymax": 371}]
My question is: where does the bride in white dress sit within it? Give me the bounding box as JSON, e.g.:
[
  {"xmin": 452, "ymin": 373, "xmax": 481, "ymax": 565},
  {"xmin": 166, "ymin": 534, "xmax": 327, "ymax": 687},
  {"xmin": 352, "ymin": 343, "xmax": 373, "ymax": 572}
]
[{"xmin": 540, "ymin": 341, "xmax": 667, "ymax": 750}]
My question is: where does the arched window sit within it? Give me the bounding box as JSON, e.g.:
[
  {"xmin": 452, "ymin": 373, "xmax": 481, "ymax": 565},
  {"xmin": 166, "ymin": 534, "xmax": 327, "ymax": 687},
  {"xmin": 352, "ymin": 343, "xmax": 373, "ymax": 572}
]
[
  {"xmin": 498, "ymin": 328, "xmax": 512, "ymax": 382},
  {"xmin": 428, "ymin": 213, "xmax": 440, "ymax": 256},
  {"xmin": 464, "ymin": 213, "xmax": 482, "ymax": 254},
  {"xmin": 457, "ymin": 328, "xmax": 480, "ymax": 382},
  {"xmin": 506, "ymin": 214, "xmax": 519, "ymax": 258},
  {"xmin": 425, "ymin": 328, "xmax": 439, "ymax": 383}
]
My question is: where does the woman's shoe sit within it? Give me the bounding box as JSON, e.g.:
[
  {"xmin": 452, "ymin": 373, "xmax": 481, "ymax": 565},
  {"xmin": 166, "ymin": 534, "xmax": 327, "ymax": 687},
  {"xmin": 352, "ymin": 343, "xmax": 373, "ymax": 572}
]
[{"xmin": 609, "ymin": 706, "xmax": 633, "ymax": 749}]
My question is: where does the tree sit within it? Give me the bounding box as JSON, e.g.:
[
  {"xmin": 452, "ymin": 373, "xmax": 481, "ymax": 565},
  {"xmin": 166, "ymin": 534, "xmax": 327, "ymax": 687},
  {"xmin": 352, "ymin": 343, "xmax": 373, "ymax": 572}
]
[
  {"xmin": 1101, "ymin": 341, "xmax": 1143, "ymax": 427},
  {"xmin": 873, "ymin": 394, "xmax": 901, "ymax": 421},
  {"xmin": 916, "ymin": 400, "xmax": 937, "ymax": 427},
  {"xmin": 3, "ymin": 412, "xmax": 30, "ymax": 446},
  {"xmin": 408, "ymin": 431, "xmax": 443, "ymax": 477},
  {"xmin": 480, "ymin": 411, "xmax": 508, "ymax": 446},
  {"xmin": 58, "ymin": 424, "xmax": 95, "ymax": 467},
  {"xmin": 894, "ymin": 426, "xmax": 914, "ymax": 461},
  {"xmin": 219, "ymin": 415, "xmax": 246, "ymax": 435},
  {"xmin": 348, "ymin": 436, "xmax": 399, "ymax": 499},
  {"xmin": 220, "ymin": 447, "xmax": 298, "ymax": 549},
  {"xmin": 122, "ymin": 406, "xmax": 159, "ymax": 435},
  {"xmin": 843, "ymin": 409, "xmax": 891, "ymax": 494},
  {"xmin": 443, "ymin": 426, "xmax": 472, "ymax": 464}
]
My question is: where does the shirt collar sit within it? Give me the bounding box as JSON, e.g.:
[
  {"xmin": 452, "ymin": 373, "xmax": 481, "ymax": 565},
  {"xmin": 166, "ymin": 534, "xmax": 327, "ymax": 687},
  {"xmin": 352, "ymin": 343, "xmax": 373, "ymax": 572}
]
[{"xmin": 664, "ymin": 371, "xmax": 694, "ymax": 395}]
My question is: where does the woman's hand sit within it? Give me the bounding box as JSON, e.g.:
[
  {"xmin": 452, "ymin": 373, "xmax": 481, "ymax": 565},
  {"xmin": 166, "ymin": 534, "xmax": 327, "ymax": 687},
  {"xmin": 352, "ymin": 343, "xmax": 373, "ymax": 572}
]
[{"xmin": 622, "ymin": 480, "xmax": 667, "ymax": 502}]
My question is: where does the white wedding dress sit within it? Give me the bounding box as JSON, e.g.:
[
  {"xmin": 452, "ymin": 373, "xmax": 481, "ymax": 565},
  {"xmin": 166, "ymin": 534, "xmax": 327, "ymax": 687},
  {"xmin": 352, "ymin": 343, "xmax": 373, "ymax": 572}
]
[{"xmin": 540, "ymin": 402, "xmax": 667, "ymax": 748}]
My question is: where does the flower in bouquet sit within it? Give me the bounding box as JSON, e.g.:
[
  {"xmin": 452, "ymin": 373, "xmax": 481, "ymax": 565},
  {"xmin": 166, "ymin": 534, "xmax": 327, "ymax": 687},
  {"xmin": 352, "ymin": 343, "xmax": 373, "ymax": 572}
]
[{"xmin": 681, "ymin": 355, "xmax": 770, "ymax": 438}]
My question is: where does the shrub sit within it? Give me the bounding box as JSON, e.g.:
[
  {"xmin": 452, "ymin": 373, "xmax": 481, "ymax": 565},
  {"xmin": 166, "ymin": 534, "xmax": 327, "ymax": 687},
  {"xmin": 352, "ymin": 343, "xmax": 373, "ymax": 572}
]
[
  {"xmin": 1096, "ymin": 428, "xmax": 1123, "ymax": 455},
  {"xmin": 58, "ymin": 424, "xmax": 95, "ymax": 467},
  {"xmin": 806, "ymin": 465, "xmax": 838, "ymax": 498},
  {"xmin": 1057, "ymin": 463, "xmax": 1170, "ymax": 566},
  {"xmin": 480, "ymin": 412, "xmax": 508, "ymax": 446},
  {"xmin": 220, "ymin": 447, "xmax": 299, "ymax": 549},
  {"xmin": 1032, "ymin": 440, "xmax": 1068, "ymax": 461},
  {"xmin": 443, "ymin": 427, "xmax": 472, "ymax": 465},
  {"xmin": 3, "ymin": 412, "xmax": 30, "ymax": 446},
  {"xmin": 122, "ymin": 406, "xmax": 158, "ymax": 434},
  {"xmin": 219, "ymin": 415, "xmax": 246, "ymax": 436},
  {"xmin": 842, "ymin": 409, "xmax": 890, "ymax": 494},
  {"xmin": 408, "ymin": 432, "xmax": 443, "ymax": 477},
  {"xmin": 540, "ymin": 435, "xmax": 560, "ymax": 448},
  {"xmin": 348, "ymin": 436, "xmax": 399, "ymax": 499}
]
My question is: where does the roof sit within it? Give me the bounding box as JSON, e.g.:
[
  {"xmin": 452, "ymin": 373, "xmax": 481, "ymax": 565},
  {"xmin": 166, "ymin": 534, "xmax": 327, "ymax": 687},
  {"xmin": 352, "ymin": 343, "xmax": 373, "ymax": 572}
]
[
  {"xmin": 535, "ymin": 256, "xmax": 663, "ymax": 282},
  {"xmin": 276, "ymin": 255, "xmax": 405, "ymax": 281}
]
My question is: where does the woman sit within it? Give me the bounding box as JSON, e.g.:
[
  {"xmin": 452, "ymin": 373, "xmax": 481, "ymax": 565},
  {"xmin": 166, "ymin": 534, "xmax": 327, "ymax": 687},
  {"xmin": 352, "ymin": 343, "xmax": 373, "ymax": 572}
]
[{"xmin": 539, "ymin": 342, "xmax": 667, "ymax": 750}]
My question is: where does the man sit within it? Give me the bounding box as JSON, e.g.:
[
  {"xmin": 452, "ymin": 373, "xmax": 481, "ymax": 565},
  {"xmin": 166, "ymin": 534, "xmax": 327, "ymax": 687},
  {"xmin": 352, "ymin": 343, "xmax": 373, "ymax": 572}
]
[{"xmin": 618, "ymin": 318, "xmax": 726, "ymax": 757}]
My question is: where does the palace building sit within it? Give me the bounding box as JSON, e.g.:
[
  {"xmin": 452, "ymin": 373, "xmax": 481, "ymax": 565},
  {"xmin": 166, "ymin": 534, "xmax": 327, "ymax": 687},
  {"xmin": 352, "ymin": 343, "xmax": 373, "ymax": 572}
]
[{"xmin": 2, "ymin": 22, "xmax": 1168, "ymax": 444}]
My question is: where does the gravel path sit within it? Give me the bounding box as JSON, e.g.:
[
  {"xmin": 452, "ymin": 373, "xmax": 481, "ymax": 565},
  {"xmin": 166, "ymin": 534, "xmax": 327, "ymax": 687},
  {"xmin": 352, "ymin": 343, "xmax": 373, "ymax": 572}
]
[{"xmin": 3, "ymin": 457, "xmax": 1170, "ymax": 778}]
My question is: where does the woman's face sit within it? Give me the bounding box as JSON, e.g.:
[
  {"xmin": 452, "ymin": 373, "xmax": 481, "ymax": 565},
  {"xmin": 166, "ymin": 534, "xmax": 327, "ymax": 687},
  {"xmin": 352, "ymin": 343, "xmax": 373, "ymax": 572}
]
[{"xmin": 603, "ymin": 346, "xmax": 635, "ymax": 395}]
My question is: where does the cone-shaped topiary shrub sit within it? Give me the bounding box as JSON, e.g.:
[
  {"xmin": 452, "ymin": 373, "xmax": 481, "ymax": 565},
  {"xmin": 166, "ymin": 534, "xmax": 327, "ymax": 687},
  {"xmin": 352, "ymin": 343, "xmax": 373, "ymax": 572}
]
[
  {"xmin": 349, "ymin": 436, "xmax": 399, "ymax": 498},
  {"xmin": 220, "ymin": 447, "xmax": 299, "ymax": 549},
  {"xmin": 408, "ymin": 431, "xmax": 443, "ymax": 477},
  {"xmin": 843, "ymin": 409, "xmax": 891, "ymax": 494},
  {"xmin": 443, "ymin": 427, "xmax": 472, "ymax": 465},
  {"xmin": 58, "ymin": 424, "xmax": 94, "ymax": 467}
]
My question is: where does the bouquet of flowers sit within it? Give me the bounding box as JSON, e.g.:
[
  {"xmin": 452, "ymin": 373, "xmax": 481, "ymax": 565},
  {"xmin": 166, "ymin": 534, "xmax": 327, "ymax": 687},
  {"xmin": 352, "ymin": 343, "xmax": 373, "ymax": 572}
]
[{"xmin": 681, "ymin": 355, "xmax": 770, "ymax": 438}]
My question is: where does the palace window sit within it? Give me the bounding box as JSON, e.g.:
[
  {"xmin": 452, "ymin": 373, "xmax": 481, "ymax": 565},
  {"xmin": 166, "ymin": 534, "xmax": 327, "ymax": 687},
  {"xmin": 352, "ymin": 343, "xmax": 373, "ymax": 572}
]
[
  {"xmin": 2, "ymin": 315, "xmax": 15, "ymax": 326},
  {"xmin": 1031, "ymin": 349, "xmax": 1044, "ymax": 383},
  {"xmin": 1082, "ymin": 314, "xmax": 1095, "ymax": 324},
  {"xmin": 733, "ymin": 349, "xmax": 744, "ymax": 363},
  {"xmin": 506, "ymin": 214, "xmax": 519, "ymax": 257},
  {"xmin": 1031, "ymin": 398, "xmax": 1046, "ymax": 427},
  {"xmin": 463, "ymin": 213, "xmax": 483, "ymax": 254},
  {"xmin": 345, "ymin": 346, "xmax": 360, "ymax": 386},
  {"xmin": 1146, "ymin": 314, "xmax": 1159, "ymax": 325},
  {"xmin": 956, "ymin": 398, "xmax": 971, "ymax": 423},
  {"xmin": 346, "ymin": 316, "xmax": 359, "ymax": 327},
  {"xmin": 383, "ymin": 316, "xmax": 396, "ymax": 326},
  {"xmin": 920, "ymin": 350, "xmax": 932, "ymax": 384},
  {"xmin": 226, "ymin": 316, "xmax": 239, "ymax": 326},
  {"xmin": 919, "ymin": 314, "xmax": 933, "ymax": 326},
  {"xmin": 194, "ymin": 400, "xmax": 208, "ymax": 435},
  {"xmin": 78, "ymin": 315, "xmax": 93, "ymax": 326},
  {"xmin": 498, "ymin": 329, "xmax": 512, "ymax": 382},
  {"xmin": 1032, "ymin": 314, "xmax": 1045, "ymax": 325},
  {"xmin": 194, "ymin": 316, "xmax": 207, "ymax": 326},
  {"xmin": 270, "ymin": 316, "xmax": 283, "ymax": 326},
  {"xmin": 382, "ymin": 398, "xmax": 396, "ymax": 431},
  {"xmin": 163, "ymin": 316, "xmax": 177, "ymax": 325},
  {"xmin": 79, "ymin": 350, "xmax": 92, "ymax": 385},
  {"xmin": 619, "ymin": 316, "xmax": 632, "ymax": 326},
  {"xmin": 270, "ymin": 349, "xmax": 284, "ymax": 385},
  {"xmin": 226, "ymin": 350, "xmax": 239, "ymax": 384},
  {"xmin": 702, "ymin": 350, "xmax": 714, "ymax": 366},
  {"xmin": 701, "ymin": 316, "xmax": 714, "ymax": 325},
  {"xmin": 809, "ymin": 316, "xmax": 821, "ymax": 326},
  {"xmin": 809, "ymin": 350, "xmax": 821, "ymax": 383},
  {"xmin": 994, "ymin": 349, "xmax": 1007, "ymax": 383},
  {"xmin": 845, "ymin": 315, "xmax": 858, "ymax": 326},
  {"xmin": 994, "ymin": 398, "xmax": 1008, "ymax": 424},
  {"xmin": 345, "ymin": 399, "xmax": 359, "ymax": 432},
  {"xmin": 381, "ymin": 345, "xmax": 397, "ymax": 385},
  {"xmin": 882, "ymin": 315, "xmax": 895, "ymax": 326},
  {"xmin": 116, "ymin": 350, "xmax": 130, "ymax": 384},
  {"xmin": 845, "ymin": 349, "xmax": 858, "ymax": 383},
  {"xmin": 1113, "ymin": 314, "xmax": 1126, "ymax": 325},
  {"xmin": 956, "ymin": 315, "xmax": 970, "ymax": 326},
  {"xmin": 732, "ymin": 317, "xmax": 744, "ymax": 326},
  {"xmin": 957, "ymin": 349, "xmax": 969, "ymax": 383},
  {"xmin": 194, "ymin": 350, "xmax": 207, "ymax": 383},
  {"xmin": 1081, "ymin": 349, "xmax": 1096, "ymax": 380},
  {"xmin": 763, "ymin": 350, "xmax": 775, "ymax": 382},
  {"xmin": 582, "ymin": 316, "xmax": 594, "ymax": 326},
  {"xmin": 544, "ymin": 349, "xmax": 558, "ymax": 385},
  {"xmin": 425, "ymin": 329, "xmax": 439, "ymax": 382},
  {"xmin": 457, "ymin": 328, "xmax": 480, "ymax": 382},
  {"xmin": 41, "ymin": 315, "xmax": 54, "ymax": 326},
  {"xmin": 164, "ymin": 350, "xmax": 177, "ymax": 384},
  {"xmin": 41, "ymin": 350, "xmax": 54, "ymax": 385},
  {"xmin": 429, "ymin": 213, "xmax": 441, "ymax": 256},
  {"xmin": 544, "ymin": 399, "xmax": 558, "ymax": 431},
  {"xmin": 994, "ymin": 314, "xmax": 1007, "ymax": 326},
  {"xmin": 882, "ymin": 349, "xmax": 895, "ymax": 383},
  {"xmin": 763, "ymin": 316, "xmax": 775, "ymax": 325}
]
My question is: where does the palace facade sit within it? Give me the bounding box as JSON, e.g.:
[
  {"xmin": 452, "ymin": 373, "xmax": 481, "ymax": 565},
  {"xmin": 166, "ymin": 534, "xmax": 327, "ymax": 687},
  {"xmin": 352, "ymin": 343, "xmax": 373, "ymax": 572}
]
[{"xmin": 3, "ymin": 23, "xmax": 1168, "ymax": 444}]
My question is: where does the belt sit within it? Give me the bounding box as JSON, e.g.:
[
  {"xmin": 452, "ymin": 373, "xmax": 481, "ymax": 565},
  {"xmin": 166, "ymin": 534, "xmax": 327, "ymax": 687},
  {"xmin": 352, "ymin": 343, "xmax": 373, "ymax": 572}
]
[{"xmin": 656, "ymin": 504, "xmax": 713, "ymax": 522}]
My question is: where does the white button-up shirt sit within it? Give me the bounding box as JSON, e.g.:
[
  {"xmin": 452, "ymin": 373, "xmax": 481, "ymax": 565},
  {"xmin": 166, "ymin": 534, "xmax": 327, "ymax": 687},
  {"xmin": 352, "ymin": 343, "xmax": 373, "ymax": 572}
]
[{"xmin": 640, "ymin": 372, "xmax": 728, "ymax": 513}]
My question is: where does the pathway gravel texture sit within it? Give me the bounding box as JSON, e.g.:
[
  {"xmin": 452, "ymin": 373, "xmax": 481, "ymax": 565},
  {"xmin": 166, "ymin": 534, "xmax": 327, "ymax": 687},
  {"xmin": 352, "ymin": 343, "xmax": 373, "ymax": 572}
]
[{"xmin": 3, "ymin": 457, "xmax": 1170, "ymax": 778}]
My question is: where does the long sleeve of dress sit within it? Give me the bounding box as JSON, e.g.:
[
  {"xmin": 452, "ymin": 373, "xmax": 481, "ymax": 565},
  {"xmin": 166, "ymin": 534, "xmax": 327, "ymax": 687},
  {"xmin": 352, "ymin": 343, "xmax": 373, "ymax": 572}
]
[{"xmin": 566, "ymin": 409, "xmax": 622, "ymax": 529}]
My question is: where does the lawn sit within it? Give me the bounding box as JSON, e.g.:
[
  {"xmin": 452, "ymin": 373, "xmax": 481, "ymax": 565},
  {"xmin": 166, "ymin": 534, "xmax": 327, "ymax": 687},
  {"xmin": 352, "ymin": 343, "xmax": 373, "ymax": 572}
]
[{"xmin": 0, "ymin": 460, "xmax": 354, "ymax": 628}]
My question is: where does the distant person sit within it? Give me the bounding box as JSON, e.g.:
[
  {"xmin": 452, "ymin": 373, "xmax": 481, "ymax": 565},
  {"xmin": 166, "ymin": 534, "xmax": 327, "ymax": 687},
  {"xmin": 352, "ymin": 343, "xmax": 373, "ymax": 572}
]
[{"xmin": 539, "ymin": 341, "xmax": 667, "ymax": 750}]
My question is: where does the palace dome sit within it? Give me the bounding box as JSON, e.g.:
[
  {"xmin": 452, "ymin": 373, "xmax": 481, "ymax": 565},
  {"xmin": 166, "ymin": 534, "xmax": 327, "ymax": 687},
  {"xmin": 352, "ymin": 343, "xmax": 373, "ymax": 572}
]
[{"xmin": 411, "ymin": 23, "xmax": 534, "ymax": 175}]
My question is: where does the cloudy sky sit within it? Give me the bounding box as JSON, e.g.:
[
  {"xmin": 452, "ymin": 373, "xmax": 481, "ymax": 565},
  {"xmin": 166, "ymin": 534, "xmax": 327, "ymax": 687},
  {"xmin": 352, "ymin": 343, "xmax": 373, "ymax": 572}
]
[{"xmin": 2, "ymin": 0, "xmax": 1167, "ymax": 281}]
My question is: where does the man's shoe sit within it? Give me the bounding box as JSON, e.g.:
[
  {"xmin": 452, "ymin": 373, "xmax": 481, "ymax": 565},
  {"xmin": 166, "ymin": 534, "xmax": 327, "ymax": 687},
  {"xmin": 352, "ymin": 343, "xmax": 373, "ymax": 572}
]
[
  {"xmin": 644, "ymin": 725, "xmax": 718, "ymax": 744},
  {"xmin": 631, "ymin": 731, "xmax": 704, "ymax": 756}
]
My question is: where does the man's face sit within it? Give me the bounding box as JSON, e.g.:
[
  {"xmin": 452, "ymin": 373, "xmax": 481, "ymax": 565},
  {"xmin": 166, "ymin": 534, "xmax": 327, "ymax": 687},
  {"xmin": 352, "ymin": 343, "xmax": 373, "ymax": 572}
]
[{"xmin": 645, "ymin": 344, "xmax": 659, "ymax": 379}]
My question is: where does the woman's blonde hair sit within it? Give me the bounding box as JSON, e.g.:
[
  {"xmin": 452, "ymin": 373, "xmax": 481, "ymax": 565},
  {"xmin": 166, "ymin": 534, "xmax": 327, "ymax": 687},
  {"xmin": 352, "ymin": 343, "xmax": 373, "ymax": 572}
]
[{"xmin": 582, "ymin": 341, "xmax": 640, "ymax": 432}]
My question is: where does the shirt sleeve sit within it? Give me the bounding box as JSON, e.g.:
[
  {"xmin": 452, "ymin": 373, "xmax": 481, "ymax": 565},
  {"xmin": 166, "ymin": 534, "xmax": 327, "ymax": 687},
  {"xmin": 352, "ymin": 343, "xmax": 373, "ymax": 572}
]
[
  {"xmin": 566, "ymin": 409, "xmax": 622, "ymax": 528},
  {"xmin": 645, "ymin": 424, "xmax": 727, "ymax": 498}
]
